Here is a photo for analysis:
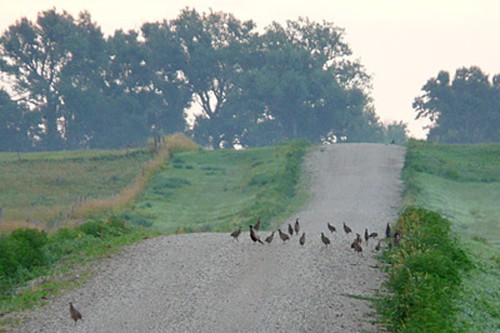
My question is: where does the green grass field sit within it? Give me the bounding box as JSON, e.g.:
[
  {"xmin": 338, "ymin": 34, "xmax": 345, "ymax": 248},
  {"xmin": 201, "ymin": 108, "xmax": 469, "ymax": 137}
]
[
  {"xmin": 126, "ymin": 142, "xmax": 309, "ymax": 233},
  {"xmin": 0, "ymin": 140, "xmax": 309, "ymax": 328},
  {"xmin": 402, "ymin": 140, "xmax": 500, "ymax": 332},
  {"xmin": 0, "ymin": 149, "xmax": 154, "ymax": 229}
]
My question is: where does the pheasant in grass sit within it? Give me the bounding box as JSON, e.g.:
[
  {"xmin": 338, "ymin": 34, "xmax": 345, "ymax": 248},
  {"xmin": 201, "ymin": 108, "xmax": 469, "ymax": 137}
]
[
  {"xmin": 254, "ymin": 217, "xmax": 261, "ymax": 230},
  {"xmin": 364, "ymin": 228, "xmax": 369, "ymax": 243},
  {"xmin": 327, "ymin": 222, "xmax": 336, "ymax": 233},
  {"xmin": 385, "ymin": 223, "xmax": 391, "ymax": 238},
  {"xmin": 288, "ymin": 223, "xmax": 294, "ymax": 236}
]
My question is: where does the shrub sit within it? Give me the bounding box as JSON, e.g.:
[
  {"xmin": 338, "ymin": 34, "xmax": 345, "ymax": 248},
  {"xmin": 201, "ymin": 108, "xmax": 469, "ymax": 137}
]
[
  {"xmin": 78, "ymin": 216, "xmax": 130, "ymax": 239},
  {"xmin": 0, "ymin": 229, "xmax": 48, "ymax": 278},
  {"xmin": 380, "ymin": 207, "xmax": 471, "ymax": 332}
]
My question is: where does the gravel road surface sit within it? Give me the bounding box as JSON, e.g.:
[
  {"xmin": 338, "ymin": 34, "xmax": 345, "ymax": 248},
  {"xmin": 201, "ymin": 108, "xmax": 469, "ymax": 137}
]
[{"xmin": 14, "ymin": 143, "xmax": 405, "ymax": 333}]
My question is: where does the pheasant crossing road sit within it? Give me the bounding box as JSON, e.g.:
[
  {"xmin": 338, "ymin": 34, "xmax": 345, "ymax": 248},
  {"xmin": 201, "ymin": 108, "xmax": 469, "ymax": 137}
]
[{"xmin": 14, "ymin": 143, "xmax": 405, "ymax": 332}]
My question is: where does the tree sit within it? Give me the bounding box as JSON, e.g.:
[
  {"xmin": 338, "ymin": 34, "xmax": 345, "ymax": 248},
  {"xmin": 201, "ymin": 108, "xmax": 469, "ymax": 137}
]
[
  {"xmin": 413, "ymin": 66, "xmax": 500, "ymax": 143},
  {"xmin": 141, "ymin": 21, "xmax": 192, "ymax": 134},
  {"xmin": 0, "ymin": 9, "xmax": 79, "ymax": 149},
  {"xmin": 0, "ymin": 89, "xmax": 37, "ymax": 151},
  {"xmin": 384, "ymin": 121, "xmax": 408, "ymax": 144},
  {"xmin": 171, "ymin": 8, "xmax": 256, "ymax": 148}
]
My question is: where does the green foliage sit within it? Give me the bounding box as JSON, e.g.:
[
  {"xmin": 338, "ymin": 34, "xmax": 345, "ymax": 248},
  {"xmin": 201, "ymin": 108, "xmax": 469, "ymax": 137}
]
[
  {"xmin": 413, "ymin": 66, "xmax": 500, "ymax": 143},
  {"xmin": 133, "ymin": 140, "xmax": 309, "ymax": 233},
  {"xmin": 404, "ymin": 140, "xmax": 500, "ymax": 182},
  {"xmin": 1, "ymin": 8, "xmax": 383, "ymax": 151},
  {"xmin": 394, "ymin": 141, "xmax": 500, "ymax": 332},
  {"xmin": 379, "ymin": 207, "xmax": 470, "ymax": 332},
  {"xmin": 0, "ymin": 229, "xmax": 48, "ymax": 278},
  {"xmin": 78, "ymin": 217, "xmax": 130, "ymax": 239},
  {"xmin": 0, "ymin": 216, "xmax": 159, "ymax": 317},
  {"xmin": 0, "ymin": 148, "xmax": 153, "ymax": 224}
]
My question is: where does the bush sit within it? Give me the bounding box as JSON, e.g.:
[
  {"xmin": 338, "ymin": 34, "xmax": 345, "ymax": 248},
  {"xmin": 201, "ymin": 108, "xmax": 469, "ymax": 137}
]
[
  {"xmin": 380, "ymin": 207, "xmax": 471, "ymax": 332},
  {"xmin": 78, "ymin": 216, "xmax": 130, "ymax": 239},
  {"xmin": 0, "ymin": 229, "xmax": 48, "ymax": 278}
]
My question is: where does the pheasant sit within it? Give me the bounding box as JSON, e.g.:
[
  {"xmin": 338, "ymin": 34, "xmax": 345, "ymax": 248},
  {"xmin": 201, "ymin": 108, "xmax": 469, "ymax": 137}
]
[
  {"xmin": 327, "ymin": 222, "xmax": 336, "ymax": 233},
  {"xmin": 343, "ymin": 222, "xmax": 352, "ymax": 234},
  {"xmin": 321, "ymin": 232, "xmax": 331, "ymax": 247},
  {"xmin": 288, "ymin": 223, "xmax": 294, "ymax": 236},
  {"xmin": 278, "ymin": 228, "xmax": 290, "ymax": 242},
  {"xmin": 69, "ymin": 302, "xmax": 83, "ymax": 325},
  {"xmin": 265, "ymin": 231, "xmax": 275, "ymax": 244},
  {"xmin": 254, "ymin": 217, "xmax": 261, "ymax": 230},
  {"xmin": 249, "ymin": 225, "xmax": 263, "ymax": 244},
  {"xmin": 364, "ymin": 228, "xmax": 369, "ymax": 243},
  {"xmin": 299, "ymin": 232, "xmax": 306, "ymax": 246},
  {"xmin": 351, "ymin": 240, "xmax": 363, "ymax": 252},
  {"xmin": 385, "ymin": 223, "xmax": 391, "ymax": 238},
  {"xmin": 230, "ymin": 227, "xmax": 241, "ymax": 241},
  {"xmin": 294, "ymin": 218, "xmax": 300, "ymax": 234}
]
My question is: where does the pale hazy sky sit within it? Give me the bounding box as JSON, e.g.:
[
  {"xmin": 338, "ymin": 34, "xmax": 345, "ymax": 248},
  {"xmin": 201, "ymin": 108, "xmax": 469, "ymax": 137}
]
[{"xmin": 1, "ymin": 0, "xmax": 499, "ymax": 138}]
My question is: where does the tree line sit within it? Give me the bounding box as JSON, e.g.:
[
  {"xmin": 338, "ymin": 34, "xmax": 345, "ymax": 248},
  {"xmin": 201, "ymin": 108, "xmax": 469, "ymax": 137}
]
[
  {"xmin": 413, "ymin": 66, "xmax": 500, "ymax": 143},
  {"xmin": 1, "ymin": 8, "xmax": 405, "ymax": 151}
]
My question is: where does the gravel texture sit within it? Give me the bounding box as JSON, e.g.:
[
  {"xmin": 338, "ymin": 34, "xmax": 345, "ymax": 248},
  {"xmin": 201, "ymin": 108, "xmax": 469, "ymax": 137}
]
[{"xmin": 13, "ymin": 143, "xmax": 405, "ymax": 333}]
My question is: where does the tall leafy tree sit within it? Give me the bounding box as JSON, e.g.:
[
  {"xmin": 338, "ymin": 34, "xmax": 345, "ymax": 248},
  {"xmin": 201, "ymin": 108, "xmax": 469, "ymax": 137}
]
[
  {"xmin": 141, "ymin": 22, "xmax": 192, "ymax": 134},
  {"xmin": 413, "ymin": 66, "xmax": 500, "ymax": 143},
  {"xmin": 0, "ymin": 9, "xmax": 78, "ymax": 149},
  {"xmin": 171, "ymin": 8, "xmax": 256, "ymax": 147},
  {"xmin": 0, "ymin": 89, "xmax": 38, "ymax": 150}
]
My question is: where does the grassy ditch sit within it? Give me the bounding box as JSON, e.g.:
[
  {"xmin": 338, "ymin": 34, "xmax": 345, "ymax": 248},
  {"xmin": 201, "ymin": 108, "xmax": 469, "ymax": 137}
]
[
  {"xmin": 0, "ymin": 217, "xmax": 160, "ymax": 328},
  {"xmin": 125, "ymin": 139, "xmax": 310, "ymax": 233},
  {"xmin": 382, "ymin": 140, "xmax": 500, "ymax": 332},
  {"xmin": 379, "ymin": 207, "xmax": 471, "ymax": 332}
]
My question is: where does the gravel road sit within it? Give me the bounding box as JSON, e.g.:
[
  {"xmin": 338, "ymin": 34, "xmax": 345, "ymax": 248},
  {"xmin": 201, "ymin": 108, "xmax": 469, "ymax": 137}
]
[{"xmin": 14, "ymin": 143, "xmax": 405, "ymax": 333}]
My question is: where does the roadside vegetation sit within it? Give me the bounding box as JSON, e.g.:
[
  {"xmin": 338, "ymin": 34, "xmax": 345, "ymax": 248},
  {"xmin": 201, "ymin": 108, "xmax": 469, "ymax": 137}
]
[
  {"xmin": 0, "ymin": 138, "xmax": 309, "ymax": 328},
  {"xmin": 380, "ymin": 140, "xmax": 500, "ymax": 332},
  {"xmin": 127, "ymin": 139, "xmax": 310, "ymax": 233}
]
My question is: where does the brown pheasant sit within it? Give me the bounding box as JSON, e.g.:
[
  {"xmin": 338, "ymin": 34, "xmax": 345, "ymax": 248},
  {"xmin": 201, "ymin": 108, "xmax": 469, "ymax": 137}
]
[
  {"xmin": 265, "ymin": 231, "xmax": 275, "ymax": 244},
  {"xmin": 254, "ymin": 217, "xmax": 261, "ymax": 230},
  {"xmin": 343, "ymin": 222, "xmax": 352, "ymax": 234},
  {"xmin": 230, "ymin": 227, "xmax": 241, "ymax": 241},
  {"xmin": 278, "ymin": 228, "xmax": 290, "ymax": 242},
  {"xmin": 299, "ymin": 232, "xmax": 306, "ymax": 246},
  {"xmin": 69, "ymin": 302, "xmax": 82, "ymax": 325},
  {"xmin": 321, "ymin": 232, "xmax": 331, "ymax": 247},
  {"xmin": 294, "ymin": 218, "xmax": 300, "ymax": 234},
  {"xmin": 249, "ymin": 225, "xmax": 263, "ymax": 244}
]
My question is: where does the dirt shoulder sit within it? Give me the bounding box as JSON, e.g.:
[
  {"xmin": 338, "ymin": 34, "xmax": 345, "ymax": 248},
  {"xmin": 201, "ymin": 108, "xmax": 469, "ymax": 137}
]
[{"xmin": 14, "ymin": 143, "xmax": 405, "ymax": 332}]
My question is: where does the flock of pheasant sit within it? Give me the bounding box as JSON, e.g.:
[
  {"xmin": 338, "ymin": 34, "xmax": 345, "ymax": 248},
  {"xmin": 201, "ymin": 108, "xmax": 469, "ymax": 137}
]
[
  {"xmin": 67, "ymin": 219, "xmax": 401, "ymax": 326},
  {"xmin": 230, "ymin": 217, "xmax": 401, "ymax": 254}
]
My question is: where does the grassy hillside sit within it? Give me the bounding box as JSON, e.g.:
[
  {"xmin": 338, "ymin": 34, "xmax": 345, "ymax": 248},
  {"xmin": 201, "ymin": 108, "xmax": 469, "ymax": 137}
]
[
  {"xmin": 397, "ymin": 140, "xmax": 500, "ymax": 332},
  {"xmin": 0, "ymin": 139, "xmax": 309, "ymax": 328},
  {"xmin": 0, "ymin": 149, "xmax": 154, "ymax": 231},
  {"xmin": 124, "ymin": 140, "xmax": 310, "ymax": 233}
]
